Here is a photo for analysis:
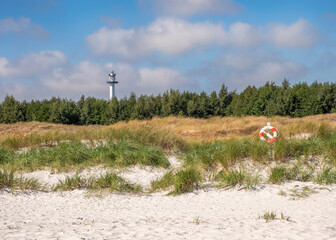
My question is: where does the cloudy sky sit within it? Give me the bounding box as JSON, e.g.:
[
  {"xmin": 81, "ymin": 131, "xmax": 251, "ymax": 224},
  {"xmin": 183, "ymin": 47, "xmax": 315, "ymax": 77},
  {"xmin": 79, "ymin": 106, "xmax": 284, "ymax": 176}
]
[{"xmin": 0, "ymin": 0, "xmax": 335, "ymax": 100}]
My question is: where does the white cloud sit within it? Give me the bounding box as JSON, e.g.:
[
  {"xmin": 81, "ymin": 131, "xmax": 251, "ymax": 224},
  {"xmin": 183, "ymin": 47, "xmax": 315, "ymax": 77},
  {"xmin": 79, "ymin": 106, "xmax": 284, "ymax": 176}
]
[
  {"xmin": 41, "ymin": 61, "xmax": 192, "ymax": 98},
  {"xmin": 226, "ymin": 22, "xmax": 262, "ymax": 47},
  {"xmin": 142, "ymin": 0, "xmax": 243, "ymax": 16},
  {"xmin": 196, "ymin": 51, "xmax": 307, "ymax": 91},
  {"xmin": 0, "ymin": 50, "xmax": 67, "ymax": 78},
  {"xmin": 86, "ymin": 18, "xmax": 235, "ymax": 59},
  {"xmin": 43, "ymin": 61, "xmax": 109, "ymax": 93},
  {"xmin": 139, "ymin": 68, "xmax": 191, "ymax": 91},
  {"xmin": 0, "ymin": 81, "xmax": 26, "ymax": 99},
  {"xmin": 0, "ymin": 48, "xmax": 193, "ymax": 99},
  {"xmin": 268, "ymin": 18, "xmax": 319, "ymax": 48},
  {"xmin": 86, "ymin": 18, "xmax": 319, "ymax": 60},
  {"xmin": 0, "ymin": 17, "xmax": 49, "ymax": 39}
]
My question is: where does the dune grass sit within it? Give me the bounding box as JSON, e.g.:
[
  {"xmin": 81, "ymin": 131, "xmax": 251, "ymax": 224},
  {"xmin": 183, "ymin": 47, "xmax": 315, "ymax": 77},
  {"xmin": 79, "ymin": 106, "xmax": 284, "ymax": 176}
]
[
  {"xmin": 273, "ymin": 138, "xmax": 323, "ymax": 160},
  {"xmin": 269, "ymin": 166, "xmax": 313, "ymax": 184},
  {"xmin": 53, "ymin": 173, "xmax": 142, "ymax": 193},
  {"xmin": 150, "ymin": 170, "xmax": 175, "ymax": 192},
  {"xmin": 150, "ymin": 167, "xmax": 202, "ymax": 195},
  {"xmin": 0, "ymin": 141, "xmax": 170, "ymax": 172},
  {"xmin": 53, "ymin": 175, "xmax": 87, "ymax": 191},
  {"xmin": 182, "ymin": 138, "xmax": 270, "ymax": 171},
  {"xmin": 260, "ymin": 211, "xmax": 277, "ymax": 223},
  {"xmin": 171, "ymin": 167, "xmax": 203, "ymax": 195},
  {"xmin": 0, "ymin": 126, "xmax": 188, "ymax": 152},
  {"xmin": 215, "ymin": 170, "xmax": 260, "ymax": 189},
  {"xmin": 88, "ymin": 173, "xmax": 142, "ymax": 193},
  {"xmin": 0, "ymin": 147, "xmax": 15, "ymax": 164},
  {"xmin": 315, "ymin": 168, "xmax": 336, "ymax": 184},
  {"xmin": 94, "ymin": 141, "xmax": 169, "ymax": 168},
  {"xmin": 2, "ymin": 117, "xmax": 336, "ymax": 194},
  {"xmin": 0, "ymin": 169, "xmax": 42, "ymax": 191}
]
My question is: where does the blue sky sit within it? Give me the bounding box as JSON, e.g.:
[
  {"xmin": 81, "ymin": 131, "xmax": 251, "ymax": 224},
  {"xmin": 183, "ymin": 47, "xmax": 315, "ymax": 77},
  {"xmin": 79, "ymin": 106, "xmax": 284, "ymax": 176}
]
[{"xmin": 0, "ymin": 0, "xmax": 335, "ymax": 100}]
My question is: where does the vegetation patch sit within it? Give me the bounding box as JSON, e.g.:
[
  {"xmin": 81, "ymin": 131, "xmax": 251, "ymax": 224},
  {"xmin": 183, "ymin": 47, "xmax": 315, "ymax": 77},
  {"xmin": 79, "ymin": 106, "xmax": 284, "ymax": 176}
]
[
  {"xmin": 171, "ymin": 167, "xmax": 203, "ymax": 195},
  {"xmin": 315, "ymin": 168, "xmax": 336, "ymax": 184},
  {"xmin": 150, "ymin": 167, "xmax": 202, "ymax": 195},
  {"xmin": 182, "ymin": 139, "xmax": 269, "ymax": 171},
  {"xmin": 0, "ymin": 169, "xmax": 43, "ymax": 191},
  {"xmin": 0, "ymin": 147, "xmax": 14, "ymax": 165},
  {"xmin": 260, "ymin": 211, "xmax": 277, "ymax": 223},
  {"xmin": 150, "ymin": 170, "xmax": 175, "ymax": 192},
  {"xmin": 53, "ymin": 173, "xmax": 142, "ymax": 193},
  {"xmin": 94, "ymin": 141, "xmax": 170, "ymax": 168},
  {"xmin": 259, "ymin": 211, "xmax": 291, "ymax": 223},
  {"xmin": 274, "ymin": 138, "xmax": 323, "ymax": 160},
  {"xmin": 215, "ymin": 170, "xmax": 260, "ymax": 190},
  {"xmin": 289, "ymin": 185, "xmax": 318, "ymax": 199},
  {"xmin": 88, "ymin": 173, "xmax": 142, "ymax": 193},
  {"xmin": 0, "ymin": 141, "xmax": 169, "ymax": 172},
  {"xmin": 269, "ymin": 166, "xmax": 313, "ymax": 184},
  {"xmin": 53, "ymin": 175, "xmax": 87, "ymax": 191}
]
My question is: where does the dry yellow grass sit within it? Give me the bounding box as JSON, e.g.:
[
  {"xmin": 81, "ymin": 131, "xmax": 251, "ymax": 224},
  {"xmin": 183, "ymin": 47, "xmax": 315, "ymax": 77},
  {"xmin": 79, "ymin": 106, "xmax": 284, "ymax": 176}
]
[
  {"xmin": 1, "ymin": 113, "xmax": 336, "ymax": 143},
  {"xmin": 106, "ymin": 114, "xmax": 336, "ymax": 141}
]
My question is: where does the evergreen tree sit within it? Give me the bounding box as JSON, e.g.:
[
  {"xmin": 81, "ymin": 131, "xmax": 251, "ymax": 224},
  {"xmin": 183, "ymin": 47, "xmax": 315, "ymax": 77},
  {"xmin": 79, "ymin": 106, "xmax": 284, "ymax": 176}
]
[
  {"xmin": 218, "ymin": 84, "xmax": 233, "ymax": 116},
  {"xmin": 0, "ymin": 95, "xmax": 23, "ymax": 123},
  {"xmin": 209, "ymin": 91, "xmax": 219, "ymax": 116}
]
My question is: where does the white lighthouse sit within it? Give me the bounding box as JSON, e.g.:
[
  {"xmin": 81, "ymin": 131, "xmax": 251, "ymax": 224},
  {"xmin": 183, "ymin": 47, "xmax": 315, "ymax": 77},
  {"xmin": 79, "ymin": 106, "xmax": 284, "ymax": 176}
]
[{"xmin": 106, "ymin": 70, "xmax": 118, "ymax": 100}]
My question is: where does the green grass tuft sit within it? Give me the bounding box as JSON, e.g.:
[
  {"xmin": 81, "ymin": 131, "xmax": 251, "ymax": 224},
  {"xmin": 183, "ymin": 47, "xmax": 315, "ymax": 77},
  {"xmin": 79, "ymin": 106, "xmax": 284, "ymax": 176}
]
[
  {"xmin": 94, "ymin": 141, "xmax": 170, "ymax": 168},
  {"xmin": 88, "ymin": 173, "xmax": 142, "ymax": 193},
  {"xmin": 0, "ymin": 169, "xmax": 42, "ymax": 191},
  {"xmin": 170, "ymin": 167, "xmax": 202, "ymax": 195},
  {"xmin": 261, "ymin": 211, "xmax": 276, "ymax": 222},
  {"xmin": 151, "ymin": 167, "xmax": 203, "ymax": 195},
  {"xmin": 0, "ymin": 147, "xmax": 14, "ymax": 165},
  {"xmin": 150, "ymin": 170, "xmax": 175, "ymax": 192},
  {"xmin": 269, "ymin": 166, "xmax": 313, "ymax": 184},
  {"xmin": 53, "ymin": 175, "xmax": 87, "ymax": 191},
  {"xmin": 315, "ymin": 168, "xmax": 336, "ymax": 184},
  {"xmin": 182, "ymin": 138, "xmax": 273, "ymax": 172},
  {"xmin": 215, "ymin": 170, "xmax": 260, "ymax": 189},
  {"xmin": 1, "ymin": 141, "xmax": 169, "ymax": 172},
  {"xmin": 0, "ymin": 169, "xmax": 15, "ymax": 189}
]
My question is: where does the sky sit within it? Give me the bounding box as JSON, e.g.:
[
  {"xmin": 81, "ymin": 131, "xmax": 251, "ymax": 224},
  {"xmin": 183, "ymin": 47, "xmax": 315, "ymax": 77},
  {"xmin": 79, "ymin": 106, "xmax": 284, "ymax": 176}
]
[{"xmin": 0, "ymin": 0, "xmax": 336, "ymax": 101}]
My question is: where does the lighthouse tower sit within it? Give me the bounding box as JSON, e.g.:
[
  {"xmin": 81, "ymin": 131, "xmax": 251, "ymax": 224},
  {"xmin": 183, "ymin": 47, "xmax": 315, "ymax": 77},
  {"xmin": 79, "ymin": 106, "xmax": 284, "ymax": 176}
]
[{"xmin": 106, "ymin": 71, "xmax": 118, "ymax": 100}]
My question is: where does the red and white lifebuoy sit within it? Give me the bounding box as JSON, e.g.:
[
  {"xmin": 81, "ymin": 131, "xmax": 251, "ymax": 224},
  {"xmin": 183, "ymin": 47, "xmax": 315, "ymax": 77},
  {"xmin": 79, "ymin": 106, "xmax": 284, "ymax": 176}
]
[{"xmin": 260, "ymin": 123, "xmax": 278, "ymax": 143}]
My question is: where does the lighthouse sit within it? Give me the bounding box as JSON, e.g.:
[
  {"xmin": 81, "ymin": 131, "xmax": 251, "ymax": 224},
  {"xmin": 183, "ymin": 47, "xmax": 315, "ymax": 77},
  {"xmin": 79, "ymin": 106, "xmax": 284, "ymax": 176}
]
[{"xmin": 106, "ymin": 70, "xmax": 118, "ymax": 100}]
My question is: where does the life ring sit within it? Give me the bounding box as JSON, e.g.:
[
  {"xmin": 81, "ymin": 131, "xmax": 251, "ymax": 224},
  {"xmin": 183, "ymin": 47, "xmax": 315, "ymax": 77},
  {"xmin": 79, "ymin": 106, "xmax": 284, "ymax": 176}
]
[{"xmin": 260, "ymin": 124, "xmax": 277, "ymax": 143}]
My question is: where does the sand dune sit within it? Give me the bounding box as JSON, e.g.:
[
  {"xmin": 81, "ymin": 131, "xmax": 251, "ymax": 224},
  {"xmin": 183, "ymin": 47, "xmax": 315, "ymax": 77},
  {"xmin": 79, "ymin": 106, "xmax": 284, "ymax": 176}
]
[{"xmin": 2, "ymin": 156, "xmax": 336, "ymax": 239}]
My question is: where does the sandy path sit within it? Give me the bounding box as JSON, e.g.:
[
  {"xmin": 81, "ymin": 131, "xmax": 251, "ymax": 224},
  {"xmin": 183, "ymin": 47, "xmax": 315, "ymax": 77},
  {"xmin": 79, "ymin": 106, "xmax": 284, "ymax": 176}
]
[{"xmin": 1, "ymin": 182, "xmax": 336, "ymax": 240}]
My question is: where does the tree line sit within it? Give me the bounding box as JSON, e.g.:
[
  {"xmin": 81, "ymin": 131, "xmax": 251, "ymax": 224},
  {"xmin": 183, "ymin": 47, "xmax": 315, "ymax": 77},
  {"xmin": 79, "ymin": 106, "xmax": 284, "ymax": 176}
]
[{"xmin": 1, "ymin": 80, "xmax": 336, "ymax": 125}]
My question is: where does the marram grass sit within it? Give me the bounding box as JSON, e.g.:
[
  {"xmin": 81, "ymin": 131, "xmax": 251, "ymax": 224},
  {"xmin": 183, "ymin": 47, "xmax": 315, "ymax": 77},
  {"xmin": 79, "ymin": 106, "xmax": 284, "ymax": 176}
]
[
  {"xmin": 0, "ymin": 126, "xmax": 188, "ymax": 152},
  {"xmin": 53, "ymin": 175, "xmax": 87, "ymax": 191},
  {"xmin": 315, "ymin": 168, "xmax": 336, "ymax": 184},
  {"xmin": 269, "ymin": 165, "xmax": 313, "ymax": 184},
  {"xmin": 53, "ymin": 173, "xmax": 142, "ymax": 193},
  {"xmin": 150, "ymin": 167, "xmax": 202, "ymax": 195},
  {"xmin": 88, "ymin": 173, "xmax": 142, "ymax": 193},
  {"xmin": 0, "ymin": 169, "xmax": 43, "ymax": 191},
  {"xmin": 0, "ymin": 141, "xmax": 170, "ymax": 172},
  {"xmin": 215, "ymin": 170, "xmax": 260, "ymax": 189}
]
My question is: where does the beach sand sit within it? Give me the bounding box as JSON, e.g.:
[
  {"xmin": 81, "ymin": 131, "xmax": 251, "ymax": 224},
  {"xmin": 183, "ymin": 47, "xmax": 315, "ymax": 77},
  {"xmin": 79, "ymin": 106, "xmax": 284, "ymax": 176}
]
[{"xmin": 1, "ymin": 180, "xmax": 336, "ymax": 239}]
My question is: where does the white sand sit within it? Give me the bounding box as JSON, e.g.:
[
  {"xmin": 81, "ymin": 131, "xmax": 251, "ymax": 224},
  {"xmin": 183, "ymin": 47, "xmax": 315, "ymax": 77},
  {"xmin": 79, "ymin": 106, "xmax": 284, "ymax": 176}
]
[
  {"xmin": 2, "ymin": 155, "xmax": 336, "ymax": 239},
  {"xmin": 1, "ymin": 183, "xmax": 336, "ymax": 239}
]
